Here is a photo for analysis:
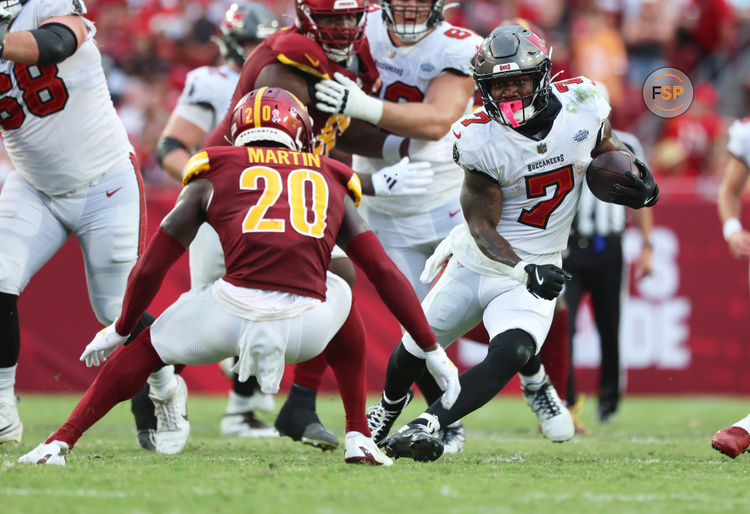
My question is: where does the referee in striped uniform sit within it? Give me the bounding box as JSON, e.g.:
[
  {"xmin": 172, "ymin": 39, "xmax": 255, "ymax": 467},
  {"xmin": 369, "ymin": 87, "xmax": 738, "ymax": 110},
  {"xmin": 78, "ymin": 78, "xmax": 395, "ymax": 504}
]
[{"xmin": 564, "ymin": 130, "xmax": 653, "ymax": 424}]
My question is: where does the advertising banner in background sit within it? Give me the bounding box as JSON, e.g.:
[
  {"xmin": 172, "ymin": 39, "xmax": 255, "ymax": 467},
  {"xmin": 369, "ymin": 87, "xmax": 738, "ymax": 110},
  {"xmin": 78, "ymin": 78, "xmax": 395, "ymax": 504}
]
[{"xmin": 15, "ymin": 186, "xmax": 750, "ymax": 395}]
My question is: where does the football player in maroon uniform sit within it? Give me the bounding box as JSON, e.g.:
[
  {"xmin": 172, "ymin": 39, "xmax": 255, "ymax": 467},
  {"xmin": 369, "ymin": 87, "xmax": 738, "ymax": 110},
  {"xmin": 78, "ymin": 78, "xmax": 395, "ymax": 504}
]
[
  {"xmin": 18, "ymin": 88, "xmax": 459, "ymax": 466},
  {"xmin": 202, "ymin": 0, "xmax": 432, "ymax": 449}
]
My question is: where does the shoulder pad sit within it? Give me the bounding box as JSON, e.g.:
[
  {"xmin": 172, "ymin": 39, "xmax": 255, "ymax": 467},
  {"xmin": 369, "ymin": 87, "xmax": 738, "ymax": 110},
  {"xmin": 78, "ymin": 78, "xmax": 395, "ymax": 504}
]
[
  {"xmin": 270, "ymin": 29, "xmax": 333, "ymax": 80},
  {"xmin": 323, "ymin": 156, "xmax": 362, "ymax": 207},
  {"xmin": 553, "ymin": 76, "xmax": 610, "ymax": 123},
  {"xmin": 179, "ymin": 66, "xmax": 233, "ymax": 106},
  {"xmin": 183, "ymin": 150, "xmax": 211, "ymax": 186},
  {"xmin": 36, "ymin": 0, "xmax": 87, "ymax": 18}
]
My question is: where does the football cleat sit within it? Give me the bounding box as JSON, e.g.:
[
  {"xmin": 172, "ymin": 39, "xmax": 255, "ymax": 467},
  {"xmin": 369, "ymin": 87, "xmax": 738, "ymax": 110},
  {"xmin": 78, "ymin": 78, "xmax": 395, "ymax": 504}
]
[
  {"xmin": 367, "ymin": 388, "xmax": 414, "ymax": 445},
  {"xmin": 523, "ymin": 377, "xmax": 575, "ymax": 442},
  {"xmin": 344, "ymin": 431, "xmax": 393, "ymax": 466},
  {"xmin": 149, "ymin": 375, "xmax": 190, "ymax": 454},
  {"xmin": 18, "ymin": 440, "xmax": 69, "ymax": 466},
  {"xmin": 131, "ymin": 383, "xmax": 157, "ymax": 451},
  {"xmin": 440, "ymin": 421, "xmax": 465, "ymax": 454},
  {"xmin": 0, "ymin": 398, "xmax": 22, "ymax": 444},
  {"xmin": 383, "ymin": 416, "xmax": 443, "ymax": 462},
  {"xmin": 137, "ymin": 429, "xmax": 156, "ymax": 451},
  {"xmin": 220, "ymin": 411, "xmax": 279, "ymax": 438},
  {"xmin": 275, "ymin": 386, "xmax": 339, "ymax": 451},
  {"xmin": 712, "ymin": 426, "xmax": 750, "ymax": 459}
]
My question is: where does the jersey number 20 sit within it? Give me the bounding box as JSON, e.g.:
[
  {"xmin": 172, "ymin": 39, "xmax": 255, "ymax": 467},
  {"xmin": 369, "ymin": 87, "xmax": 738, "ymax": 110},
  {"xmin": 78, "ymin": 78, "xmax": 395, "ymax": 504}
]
[
  {"xmin": 240, "ymin": 166, "xmax": 329, "ymax": 238},
  {"xmin": 0, "ymin": 64, "xmax": 68, "ymax": 130}
]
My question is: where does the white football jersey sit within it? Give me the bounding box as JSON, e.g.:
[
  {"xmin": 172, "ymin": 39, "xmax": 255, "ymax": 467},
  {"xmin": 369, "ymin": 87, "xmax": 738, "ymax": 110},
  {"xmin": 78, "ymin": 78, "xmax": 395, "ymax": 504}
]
[
  {"xmin": 176, "ymin": 64, "xmax": 239, "ymax": 135},
  {"xmin": 727, "ymin": 118, "xmax": 750, "ymax": 167},
  {"xmin": 449, "ymin": 77, "xmax": 611, "ymax": 274},
  {"xmin": 354, "ymin": 7, "xmax": 482, "ymax": 216},
  {"xmin": 0, "ymin": 0, "xmax": 133, "ymax": 196}
]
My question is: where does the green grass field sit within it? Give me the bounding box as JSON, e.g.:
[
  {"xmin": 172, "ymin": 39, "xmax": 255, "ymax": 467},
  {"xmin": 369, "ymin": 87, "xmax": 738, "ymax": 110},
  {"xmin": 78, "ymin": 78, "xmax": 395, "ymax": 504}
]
[{"xmin": 2, "ymin": 394, "xmax": 750, "ymax": 513}]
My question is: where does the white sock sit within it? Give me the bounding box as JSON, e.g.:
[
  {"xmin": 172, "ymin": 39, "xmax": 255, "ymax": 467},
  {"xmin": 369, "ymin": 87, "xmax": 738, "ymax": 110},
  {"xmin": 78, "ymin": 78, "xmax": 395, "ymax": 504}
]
[
  {"xmin": 520, "ymin": 364, "xmax": 547, "ymax": 391},
  {"xmin": 148, "ymin": 365, "xmax": 177, "ymax": 398},
  {"xmin": 732, "ymin": 414, "xmax": 750, "ymax": 433},
  {"xmin": 225, "ymin": 390, "xmax": 254, "ymax": 415},
  {"xmin": 0, "ymin": 364, "xmax": 16, "ymax": 391}
]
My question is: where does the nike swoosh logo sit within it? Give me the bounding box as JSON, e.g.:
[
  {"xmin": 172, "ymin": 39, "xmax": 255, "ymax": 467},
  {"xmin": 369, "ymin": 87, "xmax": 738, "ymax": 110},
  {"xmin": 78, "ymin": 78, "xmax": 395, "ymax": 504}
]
[
  {"xmin": 535, "ymin": 268, "xmax": 544, "ymax": 285},
  {"xmin": 305, "ymin": 54, "xmax": 320, "ymax": 67},
  {"xmin": 452, "ymin": 130, "xmax": 461, "ymax": 139},
  {"xmin": 449, "ymin": 209, "xmax": 460, "ymax": 217},
  {"xmin": 106, "ymin": 187, "xmax": 122, "ymax": 197}
]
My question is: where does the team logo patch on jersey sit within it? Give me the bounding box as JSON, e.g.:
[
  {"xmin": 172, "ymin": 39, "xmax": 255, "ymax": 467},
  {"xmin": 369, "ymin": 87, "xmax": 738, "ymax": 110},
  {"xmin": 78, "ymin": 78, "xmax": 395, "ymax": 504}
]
[
  {"xmin": 537, "ymin": 142, "xmax": 547, "ymax": 154},
  {"xmin": 573, "ymin": 129, "xmax": 589, "ymax": 142},
  {"xmin": 420, "ymin": 63, "xmax": 435, "ymax": 72}
]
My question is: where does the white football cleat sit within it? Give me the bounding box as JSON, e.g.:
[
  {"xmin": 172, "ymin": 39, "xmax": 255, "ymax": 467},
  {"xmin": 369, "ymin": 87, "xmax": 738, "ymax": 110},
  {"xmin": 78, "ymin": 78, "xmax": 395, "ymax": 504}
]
[
  {"xmin": 0, "ymin": 398, "xmax": 22, "ymax": 444},
  {"xmin": 523, "ymin": 377, "xmax": 575, "ymax": 442},
  {"xmin": 149, "ymin": 375, "xmax": 190, "ymax": 454},
  {"xmin": 220, "ymin": 411, "xmax": 279, "ymax": 438},
  {"xmin": 344, "ymin": 431, "xmax": 393, "ymax": 466},
  {"xmin": 18, "ymin": 440, "xmax": 69, "ymax": 465}
]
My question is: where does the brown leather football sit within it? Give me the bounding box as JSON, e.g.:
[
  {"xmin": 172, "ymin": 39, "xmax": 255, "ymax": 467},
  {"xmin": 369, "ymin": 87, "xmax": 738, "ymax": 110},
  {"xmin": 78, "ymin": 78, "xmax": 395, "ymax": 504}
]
[{"xmin": 585, "ymin": 151, "xmax": 638, "ymax": 202}]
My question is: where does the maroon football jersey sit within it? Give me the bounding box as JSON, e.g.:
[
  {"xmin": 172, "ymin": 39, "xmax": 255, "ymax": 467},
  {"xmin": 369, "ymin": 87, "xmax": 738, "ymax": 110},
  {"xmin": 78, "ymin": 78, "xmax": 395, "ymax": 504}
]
[
  {"xmin": 204, "ymin": 27, "xmax": 380, "ymax": 156},
  {"xmin": 183, "ymin": 145, "xmax": 362, "ymax": 300}
]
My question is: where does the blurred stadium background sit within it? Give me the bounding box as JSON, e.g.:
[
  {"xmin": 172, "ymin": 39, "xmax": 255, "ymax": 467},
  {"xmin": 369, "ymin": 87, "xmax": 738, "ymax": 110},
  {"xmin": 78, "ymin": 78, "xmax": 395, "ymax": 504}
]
[{"xmin": 7, "ymin": 0, "xmax": 750, "ymax": 396}]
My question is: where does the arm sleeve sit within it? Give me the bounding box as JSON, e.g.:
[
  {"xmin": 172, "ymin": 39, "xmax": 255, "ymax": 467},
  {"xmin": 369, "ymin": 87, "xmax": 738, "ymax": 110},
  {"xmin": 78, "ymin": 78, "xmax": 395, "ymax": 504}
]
[
  {"xmin": 30, "ymin": 23, "xmax": 78, "ymax": 65},
  {"xmin": 345, "ymin": 230, "xmax": 437, "ymax": 350},
  {"xmin": 115, "ymin": 228, "xmax": 186, "ymax": 335}
]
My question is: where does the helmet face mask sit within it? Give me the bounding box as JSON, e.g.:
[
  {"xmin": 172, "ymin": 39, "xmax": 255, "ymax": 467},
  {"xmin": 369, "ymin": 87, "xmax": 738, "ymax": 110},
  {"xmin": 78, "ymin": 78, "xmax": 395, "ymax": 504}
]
[
  {"xmin": 296, "ymin": 0, "xmax": 367, "ymax": 62},
  {"xmin": 381, "ymin": 0, "xmax": 445, "ymax": 43},
  {"xmin": 218, "ymin": 3, "xmax": 279, "ymax": 68},
  {"xmin": 473, "ymin": 26, "xmax": 552, "ymax": 127},
  {"xmin": 229, "ymin": 88, "xmax": 314, "ymax": 152}
]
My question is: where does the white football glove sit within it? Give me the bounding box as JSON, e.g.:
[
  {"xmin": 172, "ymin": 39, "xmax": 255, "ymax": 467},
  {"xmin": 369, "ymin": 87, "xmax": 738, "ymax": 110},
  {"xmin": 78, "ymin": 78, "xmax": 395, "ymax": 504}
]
[
  {"xmin": 80, "ymin": 321, "xmax": 129, "ymax": 367},
  {"xmin": 424, "ymin": 345, "xmax": 460, "ymax": 409},
  {"xmin": 420, "ymin": 236, "xmax": 453, "ymax": 284},
  {"xmin": 372, "ymin": 157, "xmax": 433, "ymax": 196},
  {"xmin": 315, "ymin": 72, "xmax": 384, "ymax": 125},
  {"xmin": 0, "ymin": 1, "xmax": 22, "ymax": 48}
]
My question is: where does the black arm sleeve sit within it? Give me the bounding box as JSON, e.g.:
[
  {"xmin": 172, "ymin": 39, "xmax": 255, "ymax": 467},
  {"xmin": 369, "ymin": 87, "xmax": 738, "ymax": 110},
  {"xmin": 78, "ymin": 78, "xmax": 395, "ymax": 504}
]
[
  {"xmin": 30, "ymin": 23, "xmax": 78, "ymax": 65},
  {"xmin": 155, "ymin": 137, "xmax": 189, "ymax": 167}
]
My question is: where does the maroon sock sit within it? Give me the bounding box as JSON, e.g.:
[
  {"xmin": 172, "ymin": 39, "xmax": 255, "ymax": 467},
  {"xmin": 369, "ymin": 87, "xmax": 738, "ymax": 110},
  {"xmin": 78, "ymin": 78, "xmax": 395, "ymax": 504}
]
[
  {"xmin": 48, "ymin": 329, "xmax": 164, "ymax": 448},
  {"xmin": 322, "ymin": 299, "xmax": 370, "ymax": 436},
  {"xmin": 291, "ymin": 354, "xmax": 328, "ymax": 390},
  {"xmin": 540, "ymin": 306, "xmax": 571, "ymax": 402}
]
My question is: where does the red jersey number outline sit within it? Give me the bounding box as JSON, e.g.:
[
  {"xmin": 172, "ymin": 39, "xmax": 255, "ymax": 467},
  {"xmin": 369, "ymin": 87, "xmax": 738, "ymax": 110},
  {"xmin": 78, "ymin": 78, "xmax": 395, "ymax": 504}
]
[
  {"xmin": 383, "ymin": 81, "xmax": 424, "ymax": 103},
  {"xmin": 0, "ymin": 64, "xmax": 69, "ymax": 130},
  {"xmin": 518, "ymin": 165, "xmax": 575, "ymax": 229}
]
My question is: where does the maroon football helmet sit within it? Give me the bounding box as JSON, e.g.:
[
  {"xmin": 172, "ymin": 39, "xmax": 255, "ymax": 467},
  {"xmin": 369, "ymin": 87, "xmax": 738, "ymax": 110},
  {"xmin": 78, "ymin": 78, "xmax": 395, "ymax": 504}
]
[
  {"xmin": 295, "ymin": 0, "xmax": 367, "ymax": 62},
  {"xmin": 228, "ymin": 87, "xmax": 314, "ymax": 152}
]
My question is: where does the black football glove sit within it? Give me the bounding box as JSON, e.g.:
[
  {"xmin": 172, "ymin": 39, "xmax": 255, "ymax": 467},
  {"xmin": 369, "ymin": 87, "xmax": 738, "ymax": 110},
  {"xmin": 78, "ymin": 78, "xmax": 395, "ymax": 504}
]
[
  {"xmin": 608, "ymin": 159, "xmax": 659, "ymax": 209},
  {"xmin": 524, "ymin": 263, "xmax": 572, "ymax": 300}
]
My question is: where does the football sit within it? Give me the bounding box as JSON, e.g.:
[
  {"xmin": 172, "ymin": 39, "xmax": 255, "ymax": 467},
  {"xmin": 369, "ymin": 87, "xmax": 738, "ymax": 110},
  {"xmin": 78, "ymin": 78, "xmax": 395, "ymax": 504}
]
[{"xmin": 585, "ymin": 151, "xmax": 638, "ymax": 202}]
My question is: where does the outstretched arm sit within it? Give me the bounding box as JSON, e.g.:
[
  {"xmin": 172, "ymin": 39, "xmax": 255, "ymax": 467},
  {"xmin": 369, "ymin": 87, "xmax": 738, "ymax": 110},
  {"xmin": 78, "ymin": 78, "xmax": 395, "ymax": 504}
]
[{"xmin": 718, "ymin": 155, "xmax": 750, "ymax": 258}]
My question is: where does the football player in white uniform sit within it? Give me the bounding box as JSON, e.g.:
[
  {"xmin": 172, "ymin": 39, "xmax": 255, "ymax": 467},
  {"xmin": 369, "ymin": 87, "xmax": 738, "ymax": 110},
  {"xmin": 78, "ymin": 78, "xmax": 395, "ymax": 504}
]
[
  {"xmin": 312, "ymin": 0, "xmax": 480, "ymax": 454},
  {"xmin": 712, "ymin": 117, "xmax": 750, "ymax": 458},
  {"xmin": 0, "ymin": 0, "xmax": 159, "ymax": 446},
  {"xmin": 375, "ymin": 25, "xmax": 658, "ymax": 461},
  {"xmin": 133, "ymin": 2, "xmax": 280, "ymax": 448}
]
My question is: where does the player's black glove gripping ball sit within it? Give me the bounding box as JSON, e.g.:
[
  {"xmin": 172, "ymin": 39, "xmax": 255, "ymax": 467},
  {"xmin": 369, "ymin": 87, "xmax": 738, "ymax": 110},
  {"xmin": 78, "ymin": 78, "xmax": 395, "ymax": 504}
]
[
  {"xmin": 609, "ymin": 158, "xmax": 659, "ymax": 209},
  {"xmin": 524, "ymin": 263, "xmax": 572, "ymax": 300}
]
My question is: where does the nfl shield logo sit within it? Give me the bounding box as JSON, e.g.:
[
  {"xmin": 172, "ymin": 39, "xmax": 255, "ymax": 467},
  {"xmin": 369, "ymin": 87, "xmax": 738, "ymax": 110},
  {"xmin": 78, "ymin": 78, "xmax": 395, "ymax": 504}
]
[{"xmin": 537, "ymin": 143, "xmax": 547, "ymax": 154}]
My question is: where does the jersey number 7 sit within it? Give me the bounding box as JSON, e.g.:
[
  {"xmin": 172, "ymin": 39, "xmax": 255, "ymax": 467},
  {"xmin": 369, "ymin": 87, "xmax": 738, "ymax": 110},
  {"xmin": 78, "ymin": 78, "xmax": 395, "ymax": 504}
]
[{"xmin": 518, "ymin": 165, "xmax": 574, "ymax": 229}]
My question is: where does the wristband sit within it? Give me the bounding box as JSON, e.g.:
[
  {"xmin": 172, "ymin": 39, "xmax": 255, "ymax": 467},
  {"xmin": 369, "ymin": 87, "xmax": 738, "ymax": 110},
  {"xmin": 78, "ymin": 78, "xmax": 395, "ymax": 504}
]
[
  {"xmin": 723, "ymin": 218, "xmax": 742, "ymax": 241},
  {"xmin": 382, "ymin": 135, "xmax": 406, "ymax": 162},
  {"xmin": 510, "ymin": 261, "xmax": 529, "ymax": 285}
]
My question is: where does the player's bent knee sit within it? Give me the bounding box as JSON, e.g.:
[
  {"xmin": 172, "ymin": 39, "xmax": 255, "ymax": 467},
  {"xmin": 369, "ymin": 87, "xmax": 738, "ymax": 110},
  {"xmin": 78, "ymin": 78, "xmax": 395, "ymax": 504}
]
[{"xmin": 488, "ymin": 329, "xmax": 536, "ymax": 367}]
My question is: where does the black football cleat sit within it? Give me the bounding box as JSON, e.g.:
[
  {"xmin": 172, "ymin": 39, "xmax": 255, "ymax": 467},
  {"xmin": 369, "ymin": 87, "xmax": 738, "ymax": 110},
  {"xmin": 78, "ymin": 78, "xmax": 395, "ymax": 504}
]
[
  {"xmin": 275, "ymin": 384, "xmax": 339, "ymax": 451},
  {"xmin": 367, "ymin": 388, "xmax": 414, "ymax": 446},
  {"xmin": 383, "ymin": 423, "xmax": 444, "ymax": 462},
  {"xmin": 131, "ymin": 383, "xmax": 157, "ymax": 451}
]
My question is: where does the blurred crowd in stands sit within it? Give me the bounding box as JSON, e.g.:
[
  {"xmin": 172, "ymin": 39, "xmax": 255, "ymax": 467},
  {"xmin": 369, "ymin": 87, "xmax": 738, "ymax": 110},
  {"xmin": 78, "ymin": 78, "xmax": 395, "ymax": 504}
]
[{"xmin": 0, "ymin": 0, "xmax": 749, "ymax": 187}]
